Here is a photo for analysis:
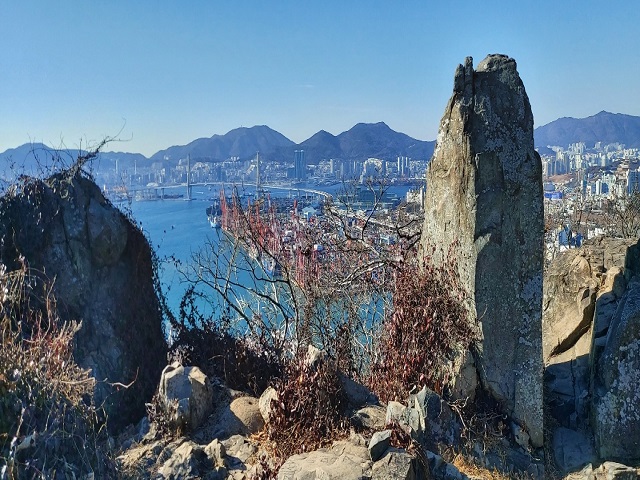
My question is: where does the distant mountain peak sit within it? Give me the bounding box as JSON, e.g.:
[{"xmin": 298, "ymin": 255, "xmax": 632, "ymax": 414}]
[
  {"xmin": 351, "ymin": 121, "xmax": 390, "ymax": 130},
  {"xmin": 150, "ymin": 125, "xmax": 295, "ymax": 162}
]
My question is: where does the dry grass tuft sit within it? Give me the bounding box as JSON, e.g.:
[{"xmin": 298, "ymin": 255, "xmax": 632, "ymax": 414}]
[{"xmin": 0, "ymin": 260, "xmax": 115, "ymax": 478}]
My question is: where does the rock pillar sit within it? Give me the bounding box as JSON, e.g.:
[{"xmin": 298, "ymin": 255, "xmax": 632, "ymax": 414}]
[{"xmin": 420, "ymin": 55, "xmax": 544, "ymax": 447}]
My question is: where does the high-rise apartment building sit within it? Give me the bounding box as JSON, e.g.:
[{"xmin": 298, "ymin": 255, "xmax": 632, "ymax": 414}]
[{"xmin": 294, "ymin": 150, "xmax": 306, "ymax": 181}]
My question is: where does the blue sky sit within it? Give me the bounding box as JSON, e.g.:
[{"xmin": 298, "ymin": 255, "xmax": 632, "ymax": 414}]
[{"xmin": 2, "ymin": 1, "xmax": 639, "ymax": 157}]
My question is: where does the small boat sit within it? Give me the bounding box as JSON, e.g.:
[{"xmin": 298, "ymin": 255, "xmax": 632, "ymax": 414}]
[{"xmin": 208, "ymin": 215, "xmax": 221, "ymax": 229}]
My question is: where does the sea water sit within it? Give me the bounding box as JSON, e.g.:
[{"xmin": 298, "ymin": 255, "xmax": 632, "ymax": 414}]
[{"xmin": 124, "ymin": 186, "xmax": 220, "ymax": 318}]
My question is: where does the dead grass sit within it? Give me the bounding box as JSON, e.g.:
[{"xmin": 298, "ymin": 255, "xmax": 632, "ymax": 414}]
[{"xmin": 452, "ymin": 453, "xmax": 533, "ymax": 480}]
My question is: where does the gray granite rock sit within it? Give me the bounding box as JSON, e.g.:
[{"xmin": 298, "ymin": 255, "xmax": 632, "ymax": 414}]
[
  {"xmin": 565, "ymin": 461, "xmax": 640, "ymax": 479},
  {"xmin": 351, "ymin": 405, "xmax": 387, "ymax": 431},
  {"xmin": 409, "ymin": 386, "xmax": 460, "ymax": 449},
  {"xmin": 368, "ymin": 430, "xmax": 391, "ymax": 462},
  {"xmin": 277, "ymin": 441, "xmax": 371, "ymax": 480},
  {"xmin": 420, "ymin": 54, "xmax": 544, "ymax": 447},
  {"xmin": 0, "ymin": 171, "xmax": 167, "ymax": 431},
  {"xmin": 593, "ymin": 277, "xmax": 640, "ymax": 462},
  {"xmin": 159, "ymin": 363, "xmax": 214, "ymax": 432},
  {"xmin": 156, "ymin": 440, "xmax": 212, "ymax": 480},
  {"xmin": 371, "ymin": 448, "xmax": 419, "ymax": 480}
]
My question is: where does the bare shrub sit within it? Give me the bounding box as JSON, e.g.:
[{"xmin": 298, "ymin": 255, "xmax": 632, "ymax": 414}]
[
  {"xmin": 367, "ymin": 249, "xmax": 477, "ymax": 403},
  {"xmin": 265, "ymin": 355, "xmax": 348, "ymax": 462},
  {"xmin": 166, "ymin": 286, "xmax": 284, "ymax": 397},
  {"xmin": 180, "ymin": 180, "xmax": 422, "ymax": 384}
]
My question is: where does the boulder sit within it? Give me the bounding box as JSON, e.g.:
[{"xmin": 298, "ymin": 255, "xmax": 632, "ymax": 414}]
[
  {"xmin": 371, "ymin": 448, "xmax": 419, "ymax": 480},
  {"xmin": 385, "ymin": 401, "xmax": 422, "ymax": 438},
  {"xmin": 156, "ymin": 440, "xmax": 214, "ymax": 480},
  {"xmin": 258, "ymin": 386, "xmax": 278, "ymax": 424},
  {"xmin": 420, "ymin": 54, "xmax": 544, "ymax": 447},
  {"xmin": 566, "ymin": 462, "xmax": 639, "ymax": 480},
  {"xmin": 159, "ymin": 363, "xmax": 213, "ymax": 432},
  {"xmin": 221, "ymin": 435, "xmax": 258, "ymax": 472},
  {"xmin": 543, "ymin": 252, "xmax": 597, "ymax": 361},
  {"xmin": 0, "ymin": 170, "xmax": 166, "ymax": 431},
  {"xmin": 277, "ymin": 441, "xmax": 371, "ymax": 480},
  {"xmin": 351, "ymin": 405, "xmax": 387, "ymax": 431},
  {"xmin": 277, "ymin": 439, "xmax": 426, "ymax": 480},
  {"xmin": 409, "ymin": 386, "xmax": 460, "ymax": 450},
  {"xmin": 229, "ymin": 396, "xmax": 265, "ymax": 435},
  {"xmin": 211, "ymin": 396, "xmax": 264, "ymax": 438},
  {"xmin": 368, "ymin": 430, "xmax": 392, "ymax": 462},
  {"xmin": 204, "ymin": 438, "xmax": 227, "ymax": 467},
  {"xmin": 592, "ymin": 277, "xmax": 640, "ymax": 462},
  {"xmin": 118, "ymin": 434, "xmax": 260, "ymax": 479}
]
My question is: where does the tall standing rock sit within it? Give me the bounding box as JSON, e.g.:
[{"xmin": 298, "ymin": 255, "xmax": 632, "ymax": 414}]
[{"xmin": 420, "ymin": 55, "xmax": 544, "ymax": 447}]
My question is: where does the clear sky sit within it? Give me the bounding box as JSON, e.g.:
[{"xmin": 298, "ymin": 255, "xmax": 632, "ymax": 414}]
[{"xmin": 2, "ymin": 1, "xmax": 639, "ymax": 157}]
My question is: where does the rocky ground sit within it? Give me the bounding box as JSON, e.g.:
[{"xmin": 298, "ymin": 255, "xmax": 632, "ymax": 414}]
[{"xmin": 114, "ymin": 349, "xmax": 549, "ymax": 480}]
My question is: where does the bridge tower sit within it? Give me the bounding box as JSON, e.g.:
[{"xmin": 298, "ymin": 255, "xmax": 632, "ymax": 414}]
[
  {"xmin": 187, "ymin": 154, "xmax": 192, "ymax": 200},
  {"xmin": 256, "ymin": 151, "xmax": 261, "ymax": 194}
]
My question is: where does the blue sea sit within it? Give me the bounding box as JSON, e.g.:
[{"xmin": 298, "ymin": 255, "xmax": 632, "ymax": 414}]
[{"xmin": 125, "ymin": 185, "xmax": 221, "ymax": 317}]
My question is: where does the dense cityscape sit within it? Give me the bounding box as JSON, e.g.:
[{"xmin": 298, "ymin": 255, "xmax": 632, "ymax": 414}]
[
  {"xmin": 541, "ymin": 142, "xmax": 640, "ymax": 258},
  {"xmin": 98, "ymin": 150, "xmax": 428, "ymax": 193}
]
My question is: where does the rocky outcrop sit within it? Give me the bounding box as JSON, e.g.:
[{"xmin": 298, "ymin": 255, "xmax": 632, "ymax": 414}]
[
  {"xmin": 543, "ymin": 237, "xmax": 640, "ymax": 365},
  {"xmin": 420, "ymin": 54, "xmax": 544, "ymax": 447},
  {"xmin": 120, "ymin": 434, "xmax": 260, "ymax": 479},
  {"xmin": 384, "ymin": 385, "xmax": 543, "ymax": 478},
  {"xmin": 277, "ymin": 440, "xmax": 372, "ymax": 480},
  {"xmin": 0, "ymin": 170, "xmax": 166, "ymax": 431},
  {"xmin": 543, "ymin": 236, "xmax": 640, "ymax": 468},
  {"xmin": 592, "ymin": 277, "xmax": 640, "ymax": 461},
  {"xmin": 564, "ymin": 461, "xmax": 640, "ymax": 480},
  {"xmin": 544, "ymin": 237, "xmax": 640, "ymax": 432}
]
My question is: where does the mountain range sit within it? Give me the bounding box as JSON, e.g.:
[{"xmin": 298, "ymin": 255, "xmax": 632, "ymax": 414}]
[
  {"xmin": 148, "ymin": 122, "xmax": 435, "ymax": 165},
  {"xmin": 534, "ymin": 111, "xmax": 640, "ymax": 153},
  {"xmin": 2, "ymin": 112, "xmax": 640, "ymax": 174}
]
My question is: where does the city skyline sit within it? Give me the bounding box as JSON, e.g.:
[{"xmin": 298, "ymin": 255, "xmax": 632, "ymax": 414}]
[{"xmin": 2, "ymin": 1, "xmax": 640, "ymax": 157}]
